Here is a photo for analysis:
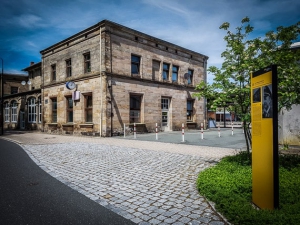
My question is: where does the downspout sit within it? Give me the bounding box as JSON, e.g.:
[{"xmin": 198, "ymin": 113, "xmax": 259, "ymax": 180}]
[
  {"xmin": 99, "ymin": 26, "xmax": 103, "ymax": 137},
  {"xmin": 203, "ymin": 57, "xmax": 208, "ymax": 129}
]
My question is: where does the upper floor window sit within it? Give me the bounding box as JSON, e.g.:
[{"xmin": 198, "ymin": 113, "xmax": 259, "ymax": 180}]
[
  {"xmin": 66, "ymin": 59, "xmax": 72, "ymax": 77},
  {"xmin": 11, "ymin": 101, "xmax": 18, "ymax": 123},
  {"xmin": 4, "ymin": 102, "xmax": 10, "ymax": 122},
  {"xmin": 11, "ymin": 87, "xmax": 18, "ymax": 94},
  {"xmin": 152, "ymin": 60, "xmax": 160, "ymax": 81},
  {"xmin": 172, "ymin": 66, "xmax": 179, "ymax": 82},
  {"xmin": 163, "ymin": 63, "xmax": 169, "ymax": 81},
  {"xmin": 188, "ymin": 69, "xmax": 193, "ymax": 85},
  {"xmin": 85, "ymin": 95, "xmax": 93, "ymax": 122},
  {"xmin": 84, "ymin": 53, "xmax": 91, "ymax": 73},
  {"xmin": 51, "ymin": 64, "xmax": 56, "ymax": 81},
  {"xmin": 51, "ymin": 98, "xmax": 57, "ymax": 123},
  {"xmin": 28, "ymin": 98, "xmax": 37, "ymax": 123},
  {"xmin": 29, "ymin": 71, "xmax": 34, "ymax": 79},
  {"xmin": 66, "ymin": 97, "xmax": 73, "ymax": 123},
  {"xmin": 187, "ymin": 100, "xmax": 194, "ymax": 121},
  {"xmin": 131, "ymin": 55, "xmax": 140, "ymax": 75}
]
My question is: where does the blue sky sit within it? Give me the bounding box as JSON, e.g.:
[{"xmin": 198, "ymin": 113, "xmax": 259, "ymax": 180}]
[{"xmin": 1, "ymin": 0, "xmax": 299, "ymax": 82}]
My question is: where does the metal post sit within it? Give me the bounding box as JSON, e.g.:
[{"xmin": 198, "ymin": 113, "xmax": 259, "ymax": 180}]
[
  {"xmin": 155, "ymin": 123, "xmax": 158, "ymax": 140},
  {"xmin": 124, "ymin": 123, "xmax": 126, "ymax": 138},
  {"xmin": 201, "ymin": 122, "xmax": 203, "ymax": 140},
  {"xmin": 218, "ymin": 123, "xmax": 221, "ymax": 137},
  {"xmin": 231, "ymin": 122, "xmax": 233, "ymax": 136},
  {"xmin": 0, "ymin": 57, "xmax": 3, "ymax": 136},
  {"xmin": 181, "ymin": 123, "xmax": 185, "ymax": 142}
]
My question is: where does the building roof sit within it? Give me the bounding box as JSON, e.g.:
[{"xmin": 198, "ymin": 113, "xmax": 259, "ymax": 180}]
[{"xmin": 22, "ymin": 62, "xmax": 42, "ymax": 71}]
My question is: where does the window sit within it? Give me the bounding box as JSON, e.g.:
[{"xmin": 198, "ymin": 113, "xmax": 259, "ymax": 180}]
[
  {"xmin": 85, "ymin": 95, "xmax": 93, "ymax": 122},
  {"xmin": 4, "ymin": 102, "xmax": 10, "ymax": 122},
  {"xmin": 66, "ymin": 97, "xmax": 73, "ymax": 122},
  {"xmin": 161, "ymin": 98, "xmax": 169, "ymax": 110},
  {"xmin": 66, "ymin": 59, "xmax": 72, "ymax": 77},
  {"xmin": 188, "ymin": 69, "xmax": 193, "ymax": 85},
  {"xmin": 152, "ymin": 60, "xmax": 160, "ymax": 81},
  {"xmin": 51, "ymin": 98, "xmax": 57, "ymax": 123},
  {"xmin": 163, "ymin": 63, "xmax": 169, "ymax": 80},
  {"xmin": 11, "ymin": 87, "xmax": 18, "ymax": 94},
  {"xmin": 130, "ymin": 95, "xmax": 142, "ymax": 123},
  {"xmin": 84, "ymin": 53, "xmax": 91, "ymax": 73},
  {"xmin": 38, "ymin": 97, "xmax": 42, "ymax": 123},
  {"xmin": 51, "ymin": 64, "xmax": 56, "ymax": 81},
  {"xmin": 172, "ymin": 66, "xmax": 179, "ymax": 82},
  {"xmin": 131, "ymin": 55, "xmax": 140, "ymax": 74},
  {"xmin": 28, "ymin": 98, "xmax": 37, "ymax": 123},
  {"xmin": 11, "ymin": 101, "xmax": 18, "ymax": 123},
  {"xmin": 187, "ymin": 100, "xmax": 194, "ymax": 121},
  {"xmin": 29, "ymin": 71, "xmax": 33, "ymax": 79}
]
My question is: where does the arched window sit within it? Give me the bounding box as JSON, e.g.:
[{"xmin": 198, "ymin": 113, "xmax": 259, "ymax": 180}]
[
  {"xmin": 11, "ymin": 101, "xmax": 18, "ymax": 123},
  {"xmin": 28, "ymin": 98, "xmax": 36, "ymax": 123},
  {"xmin": 4, "ymin": 102, "xmax": 10, "ymax": 122}
]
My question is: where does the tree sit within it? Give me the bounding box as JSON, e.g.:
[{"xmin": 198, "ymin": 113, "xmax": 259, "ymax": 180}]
[{"xmin": 194, "ymin": 17, "xmax": 300, "ymax": 155}]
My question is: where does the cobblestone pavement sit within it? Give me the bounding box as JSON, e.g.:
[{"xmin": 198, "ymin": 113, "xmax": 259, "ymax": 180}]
[{"xmin": 1, "ymin": 132, "xmax": 241, "ymax": 224}]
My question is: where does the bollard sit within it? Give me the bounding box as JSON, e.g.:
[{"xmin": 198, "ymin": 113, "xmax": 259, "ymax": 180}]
[
  {"xmin": 181, "ymin": 123, "xmax": 185, "ymax": 142},
  {"xmin": 218, "ymin": 123, "xmax": 221, "ymax": 137},
  {"xmin": 155, "ymin": 123, "xmax": 158, "ymax": 140},
  {"xmin": 231, "ymin": 122, "xmax": 233, "ymax": 136},
  {"xmin": 134, "ymin": 123, "xmax": 136, "ymax": 139},
  {"xmin": 201, "ymin": 122, "xmax": 204, "ymax": 140},
  {"xmin": 124, "ymin": 123, "xmax": 126, "ymax": 138}
]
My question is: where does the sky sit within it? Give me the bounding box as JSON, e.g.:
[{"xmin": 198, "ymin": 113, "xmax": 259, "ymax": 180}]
[{"xmin": 1, "ymin": 0, "xmax": 299, "ymax": 83}]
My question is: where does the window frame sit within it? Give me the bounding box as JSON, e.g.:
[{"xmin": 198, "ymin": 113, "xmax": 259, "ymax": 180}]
[
  {"xmin": 51, "ymin": 98, "xmax": 57, "ymax": 123},
  {"xmin": 51, "ymin": 64, "xmax": 56, "ymax": 81},
  {"xmin": 85, "ymin": 94, "xmax": 93, "ymax": 123},
  {"xmin": 162, "ymin": 63, "xmax": 169, "ymax": 81},
  {"xmin": 130, "ymin": 94, "xmax": 142, "ymax": 123},
  {"xmin": 66, "ymin": 96, "xmax": 73, "ymax": 123},
  {"xmin": 4, "ymin": 102, "xmax": 10, "ymax": 122},
  {"xmin": 131, "ymin": 55, "xmax": 141, "ymax": 75},
  {"xmin": 172, "ymin": 65, "xmax": 179, "ymax": 82},
  {"xmin": 187, "ymin": 99, "xmax": 194, "ymax": 122},
  {"xmin": 28, "ymin": 98, "xmax": 37, "ymax": 123},
  {"xmin": 187, "ymin": 69, "xmax": 194, "ymax": 85},
  {"xmin": 66, "ymin": 59, "xmax": 72, "ymax": 77},
  {"xmin": 11, "ymin": 101, "xmax": 18, "ymax": 123},
  {"xmin": 84, "ymin": 52, "xmax": 91, "ymax": 73},
  {"xmin": 11, "ymin": 86, "xmax": 18, "ymax": 94}
]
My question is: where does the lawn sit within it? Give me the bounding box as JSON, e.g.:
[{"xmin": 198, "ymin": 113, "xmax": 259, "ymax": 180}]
[{"xmin": 197, "ymin": 152, "xmax": 300, "ymax": 225}]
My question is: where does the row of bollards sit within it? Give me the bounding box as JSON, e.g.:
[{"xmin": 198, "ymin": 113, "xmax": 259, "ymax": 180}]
[{"xmin": 124, "ymin": 122, "xmax": 238, "ymax": 140}]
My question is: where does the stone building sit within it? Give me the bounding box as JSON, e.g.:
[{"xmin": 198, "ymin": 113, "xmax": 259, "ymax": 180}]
[
  {"xmin": 1, "ymin": 62, "xmax": 42, "ymax": 131},
  {"xmin": 41, "ymin": 20, "xmax": 208, "ymax": 136}
]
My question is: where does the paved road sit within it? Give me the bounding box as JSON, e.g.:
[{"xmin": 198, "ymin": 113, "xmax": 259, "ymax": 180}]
[
  {"xmin": 0, "ymin": 131, "xmax": 243, "ymax": 224},
  {"xmin": 0, "ymin": 139, "xmax": 135, "ymax": 225}
]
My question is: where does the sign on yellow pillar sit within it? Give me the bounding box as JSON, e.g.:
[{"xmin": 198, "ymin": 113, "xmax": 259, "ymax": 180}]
[{"xmin": 251, "ymin": 65, "xmax": 279, "ymax": 210}]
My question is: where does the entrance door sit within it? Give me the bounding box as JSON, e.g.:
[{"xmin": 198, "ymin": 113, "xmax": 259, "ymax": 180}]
[
  {"xmin": 161, "ymin": 98, "xmax": 170, "ymax": 131},
  {"xmin": 20, "ymin": 111, "xmax": 25, "ymax": 129}
]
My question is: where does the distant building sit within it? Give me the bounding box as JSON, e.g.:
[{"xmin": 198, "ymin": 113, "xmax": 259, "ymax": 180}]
[{"xmin": 40, "ymin": 20, "xmax": 208, "ymax": 136}]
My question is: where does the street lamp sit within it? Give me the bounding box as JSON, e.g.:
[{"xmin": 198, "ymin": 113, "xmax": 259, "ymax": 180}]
[{"xmin": 0, "ymin": 57, "xmax": 3, "ymax": 135}]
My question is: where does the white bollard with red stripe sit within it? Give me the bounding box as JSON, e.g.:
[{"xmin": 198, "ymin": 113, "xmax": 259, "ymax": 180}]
[
  {"xmin": 201, "ymin": 122, "xmax": 204, "ymax": 140},
  {"xmin": 155, "ymin": 123, "xmax": 158, "ymax": 140},
  {"xmin": 134, "ymin": 123, "xmax": 136, "ymax": 139},
  {"xmin": 218, "ymin": 123, "xmax": 221, "ymax": 137},
  {"xmin": 181, "ymin": 123, "xmax": 185, "ymax": 142}
]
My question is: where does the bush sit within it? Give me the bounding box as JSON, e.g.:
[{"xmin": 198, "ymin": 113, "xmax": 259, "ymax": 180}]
[{"xmin": 197, "ymin": 151, "xmax": 300, "ymax": 225}]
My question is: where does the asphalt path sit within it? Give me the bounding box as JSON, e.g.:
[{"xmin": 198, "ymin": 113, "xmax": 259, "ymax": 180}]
[{"xmin": 0, "ymin": 139, "xmax": 135, "ymax": 225}]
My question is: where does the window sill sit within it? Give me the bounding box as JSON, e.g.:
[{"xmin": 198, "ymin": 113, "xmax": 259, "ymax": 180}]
[
  {"xmin": 62, "ymin": 123, "xmax": 76, "ymax": 127},
  {"xmin": 79, "ymin": 123, "xmax": 94, "ymax": 128},
  {"xmin": 47, "ymin": 123, "xmax": 58, "ymax": 126}
]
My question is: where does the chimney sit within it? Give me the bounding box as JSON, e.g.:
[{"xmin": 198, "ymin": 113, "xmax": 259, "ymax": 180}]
[{"xmin": 30, "ymin": 62, "xmax": 34, "ymax": 66}]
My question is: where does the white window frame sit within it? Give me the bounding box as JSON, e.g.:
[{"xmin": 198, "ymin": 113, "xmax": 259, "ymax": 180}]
[
  {"xmin": 4, "ymin": 102, "xmax": 10, "ymax": 122},
  {"xmin": 11, "ymin": 101, "xmax": 18, "ymax": 123},
  {"xmin": 28, "ymin": 98, "xmax": 37, "ymax": 123}
]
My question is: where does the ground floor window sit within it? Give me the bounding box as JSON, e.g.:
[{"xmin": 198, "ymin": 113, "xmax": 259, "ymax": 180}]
[
  {"xmin": 130, "ymin": 94, "xmax": 142, "ymax": 123},
  {"xmin": 85, "ymin": 94, "xmax": 93, "ymax": 122},
  {"xmin": 66, "ymin": 97, "xmax": 73, "ymax": 123},
  {"xmin": 51, "ymin": 98, "xmax": 57, "ymax": 123},
  {"xmin": 4, "ymin": 102, "xmax": 10, "ymax": 122},
  {"xmin": 11, "ymin": 101, "xmax": 18, "ymax": 122},
  {"xmin": 28, "ymin": 98, "xmax": 36, "ymax": 123},
  {"xmin": 187, "ymin": 100, "xmax": 194, "ymax": 121}
]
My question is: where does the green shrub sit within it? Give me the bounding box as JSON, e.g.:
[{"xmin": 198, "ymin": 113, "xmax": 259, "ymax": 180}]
[{"xmin": 197, "ymin": 152, "xmax": 300, "ymax": 225}]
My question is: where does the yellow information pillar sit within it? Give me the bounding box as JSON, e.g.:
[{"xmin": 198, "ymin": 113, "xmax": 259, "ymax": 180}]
[{"xmin": 251, "ymin": 65, "xmax": 279, "ymax": 210}]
